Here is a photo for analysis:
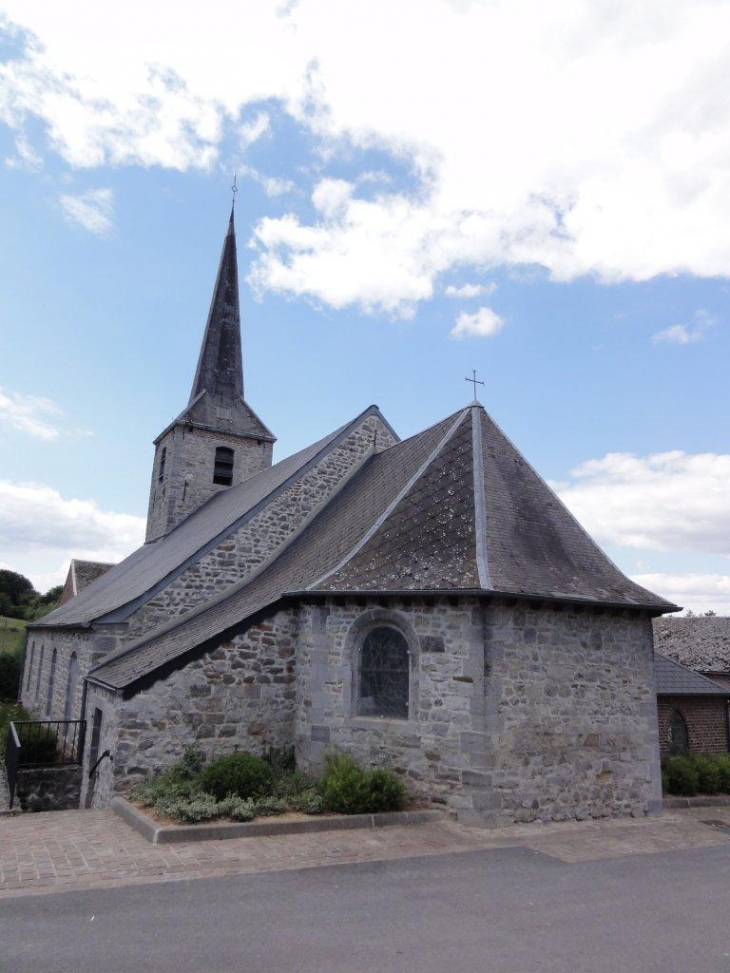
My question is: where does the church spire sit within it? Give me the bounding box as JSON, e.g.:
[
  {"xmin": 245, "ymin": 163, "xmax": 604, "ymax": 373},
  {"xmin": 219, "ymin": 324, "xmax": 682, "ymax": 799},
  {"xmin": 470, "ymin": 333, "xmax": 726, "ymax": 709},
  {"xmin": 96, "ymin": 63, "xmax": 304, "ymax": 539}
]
[{"xmin": 189, "ymin": 207, "xmax": 244, "ymax": 404}]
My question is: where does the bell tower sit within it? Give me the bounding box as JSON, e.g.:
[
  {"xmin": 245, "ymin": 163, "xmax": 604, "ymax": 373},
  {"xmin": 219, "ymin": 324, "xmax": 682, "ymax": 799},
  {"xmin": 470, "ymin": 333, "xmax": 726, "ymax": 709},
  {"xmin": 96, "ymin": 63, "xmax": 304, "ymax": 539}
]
[{"xmin": 145, "ymin": 209, "xmax": 275, "ymax": 543}]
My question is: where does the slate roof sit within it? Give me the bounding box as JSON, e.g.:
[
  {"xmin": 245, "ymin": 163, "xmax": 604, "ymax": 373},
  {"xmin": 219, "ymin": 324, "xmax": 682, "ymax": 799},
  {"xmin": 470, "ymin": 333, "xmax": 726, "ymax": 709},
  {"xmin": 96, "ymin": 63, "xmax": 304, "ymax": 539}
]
[
  {"xmin": 653, "ymin": 616, "xmax": 730, "ymax": 674},
  {"xmin": 32, "ymin": 407, "xmax": 388, "ymax": 629},
  {"xmin": 655, "ymin": 654, "xmax": 730, "ymax": 696},
  {"xmin": 155, "ymin": 209, "xmax": 275, "ymax": 444},
  {"xmin": 58, "ymin": 560, "xmax": 116, "ymax": 607},
  {"xmin": 89, "ymin": 405, "xmax": 676, "ymax": 692}
]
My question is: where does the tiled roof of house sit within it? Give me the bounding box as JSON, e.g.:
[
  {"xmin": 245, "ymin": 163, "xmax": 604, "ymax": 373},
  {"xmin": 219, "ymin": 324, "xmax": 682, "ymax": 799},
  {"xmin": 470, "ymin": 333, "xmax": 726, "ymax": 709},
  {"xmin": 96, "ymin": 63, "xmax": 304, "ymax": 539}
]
[
  {"xmin": 32, "ymin": 407, "xmax": 387, "ymax": 629},
  {"xmin": 58, "ymin": 560, "xmax": 116, "ymax": 607},
  {"xmin": 653, "ymin": 616, "xmax": 730, "ymax": 674},
  {"xmin": 90, "ymin": 405, "xmax": 676, "ymax": 692},
  {"xmin": 655, "ymin": 654, "xmax": 730, "ymax": 696}
]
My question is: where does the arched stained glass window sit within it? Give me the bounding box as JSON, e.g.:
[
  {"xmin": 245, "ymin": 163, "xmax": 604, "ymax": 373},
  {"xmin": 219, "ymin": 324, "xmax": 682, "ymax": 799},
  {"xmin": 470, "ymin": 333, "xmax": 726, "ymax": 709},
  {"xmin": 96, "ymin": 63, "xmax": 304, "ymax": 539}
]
[
  {"xmin": 358, "ymin": 626, "xmax": 409, "ymax": 719},
  {"xmin": 668, "ymin": 709, "xmax": 689, "ymax": 755},
  {"xmin": 213, "ymin": 446, "xmax": 234, "ymax": 486},
  {"xmin": 26, "ymin": 641, "xmax": 35, "ymax": 691},
  {"xmin": 35, "ymin": 645, "xmax": 45, "ymax": 700}
]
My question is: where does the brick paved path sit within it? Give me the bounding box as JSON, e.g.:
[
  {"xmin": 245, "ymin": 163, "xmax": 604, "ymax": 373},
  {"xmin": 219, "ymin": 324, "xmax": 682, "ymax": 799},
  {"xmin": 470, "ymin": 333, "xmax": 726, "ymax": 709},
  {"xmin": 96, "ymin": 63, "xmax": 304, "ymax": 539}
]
[{"xmin": 1, "ymin": 806, "xmax": 729, "ymax": 900}]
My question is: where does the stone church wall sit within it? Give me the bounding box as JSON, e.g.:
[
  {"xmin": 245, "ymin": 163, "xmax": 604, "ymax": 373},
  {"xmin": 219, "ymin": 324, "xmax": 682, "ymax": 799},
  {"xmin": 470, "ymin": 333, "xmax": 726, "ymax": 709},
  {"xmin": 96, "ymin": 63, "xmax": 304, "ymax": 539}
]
[
  {"xmin": 295, "ymin": 598, "xmax": 663, "ymax": 826},
  {"xmin": 21, "ymin": 628, "xmax": 109, "ymax": 722},
  {"xmin": 126, "ymin": 414, "xmax": 396, "ymax": 639},
  {"xmin": 92, "ymin": 609, "xmax": 299, "ymax": 801}
]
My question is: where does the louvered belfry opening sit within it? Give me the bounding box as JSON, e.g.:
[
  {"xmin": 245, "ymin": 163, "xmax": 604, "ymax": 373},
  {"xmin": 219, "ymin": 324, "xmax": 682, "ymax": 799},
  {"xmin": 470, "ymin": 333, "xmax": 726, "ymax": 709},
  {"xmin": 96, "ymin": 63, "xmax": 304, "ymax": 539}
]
[{"xmin": 213, "ymin": 446, "xmax": 234, "ymax": 486}]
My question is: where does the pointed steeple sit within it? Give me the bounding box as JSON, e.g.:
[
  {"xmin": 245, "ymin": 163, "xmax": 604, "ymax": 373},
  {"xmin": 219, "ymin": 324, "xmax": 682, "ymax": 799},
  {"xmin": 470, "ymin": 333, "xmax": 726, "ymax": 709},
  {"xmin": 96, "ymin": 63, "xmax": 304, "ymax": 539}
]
[{"xmin": 189, "ymin": 207, "xmax": 244, "ymax": 403}]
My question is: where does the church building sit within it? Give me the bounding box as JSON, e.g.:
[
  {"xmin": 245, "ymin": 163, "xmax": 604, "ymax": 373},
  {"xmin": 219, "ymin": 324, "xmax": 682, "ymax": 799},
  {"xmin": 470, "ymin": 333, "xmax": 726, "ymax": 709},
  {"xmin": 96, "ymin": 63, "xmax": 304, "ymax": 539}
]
[{"xmin": 22, "ymin": 209, "xmax": 678, "ymax": 826}]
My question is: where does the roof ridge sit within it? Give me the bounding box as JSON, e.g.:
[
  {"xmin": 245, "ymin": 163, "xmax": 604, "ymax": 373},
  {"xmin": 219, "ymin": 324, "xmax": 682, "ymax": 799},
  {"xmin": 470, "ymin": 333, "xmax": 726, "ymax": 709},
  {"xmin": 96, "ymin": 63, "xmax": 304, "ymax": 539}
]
[
  {"xmin": 308, "ymin": 407, "xmax": 471, "ymax": 591},
  {"xmin": 471, "ymin": 405, "xmax": 491, "ymax": 588}
]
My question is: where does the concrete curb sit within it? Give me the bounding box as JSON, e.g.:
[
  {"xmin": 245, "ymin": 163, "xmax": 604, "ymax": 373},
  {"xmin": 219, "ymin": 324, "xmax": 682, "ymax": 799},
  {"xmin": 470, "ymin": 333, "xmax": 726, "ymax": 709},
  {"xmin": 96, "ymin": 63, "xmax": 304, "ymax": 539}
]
[
  {"xmin": 111, "ymin": 797, "xmax": 445, "ymax": 845},
  {"xmin": 664, "ymin": 795, "xmax": 730, "ymax": 809}
]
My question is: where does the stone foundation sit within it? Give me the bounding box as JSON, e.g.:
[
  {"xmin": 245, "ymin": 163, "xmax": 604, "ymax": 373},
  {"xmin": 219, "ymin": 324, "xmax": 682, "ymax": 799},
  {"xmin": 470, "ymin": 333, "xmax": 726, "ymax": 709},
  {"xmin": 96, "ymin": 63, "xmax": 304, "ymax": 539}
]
[{"xmin": 15, "ymin": 765, "xmax": 83, "ymax": 812}]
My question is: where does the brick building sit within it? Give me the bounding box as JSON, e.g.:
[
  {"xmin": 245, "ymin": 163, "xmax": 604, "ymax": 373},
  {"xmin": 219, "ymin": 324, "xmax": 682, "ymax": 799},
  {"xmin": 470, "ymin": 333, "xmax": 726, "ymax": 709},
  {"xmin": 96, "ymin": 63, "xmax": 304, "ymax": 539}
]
[
  {"xmin": 655, "ymin": 655, "xmax": 730, "ymax": 756},
  {"xmin": 22, "ymin": 209, "xmax": 678, "ymax": 826}
]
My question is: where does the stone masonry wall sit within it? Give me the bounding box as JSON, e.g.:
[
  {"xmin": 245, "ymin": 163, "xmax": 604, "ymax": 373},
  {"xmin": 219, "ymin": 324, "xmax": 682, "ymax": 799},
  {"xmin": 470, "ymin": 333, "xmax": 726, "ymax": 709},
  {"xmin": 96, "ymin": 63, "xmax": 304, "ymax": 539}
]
[
  {"xmin": 147, "ymin": 424, "xmax": 274, "ymax": 543},
  {"xmin": 127, "ymin": 414, "xmax": 396, "ymax": 640},
  {"xmin": 657, "ymin": 696, "xmax": 729, "ymax": 755},
  {"xmin": 295, "ymin": 598, "xmax": 663, "ymax": 826},
  {"xmin": 21, "ymin": 628, "xmax": 114, "ymax": 722},
  {"xmin": 98, "ymin": 609, "xmax": 299, "ymax": 800},
  {"xmin": 15, "ymin": 765, "xmax": 83, "ymax": 812}
]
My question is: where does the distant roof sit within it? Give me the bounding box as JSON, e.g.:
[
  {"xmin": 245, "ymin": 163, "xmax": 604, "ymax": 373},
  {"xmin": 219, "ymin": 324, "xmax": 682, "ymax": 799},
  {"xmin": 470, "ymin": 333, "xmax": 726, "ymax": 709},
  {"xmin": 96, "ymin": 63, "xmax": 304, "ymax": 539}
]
[
  {"xmin": 653, "ymin": 616, "xmax": 730, "ymax": 674},
  {"xmin": 655, "ymin": 654, "xmax": 730, "ymax": 696},
  {"xmin": 33, "ymin": 406, "xmax": 389, "ymax": 629},
  {"xmin": 90, "ymin": 404, "xmax": 676, "ymax": 692},
  {"xmin": 58, "ymin": 560, "xmax": 116, "ymax": 607}
]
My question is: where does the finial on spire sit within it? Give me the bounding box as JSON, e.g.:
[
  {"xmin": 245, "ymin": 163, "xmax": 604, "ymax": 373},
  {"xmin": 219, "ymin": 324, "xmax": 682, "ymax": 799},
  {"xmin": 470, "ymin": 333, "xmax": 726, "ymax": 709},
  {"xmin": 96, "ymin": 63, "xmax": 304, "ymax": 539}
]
[
  {"xmin": 465, "ymin": 369, "xmax": 484, "ymax": 403},
  {"xmin": 231, "ymin": 172, "xmax": 238, "ymax": 210}
]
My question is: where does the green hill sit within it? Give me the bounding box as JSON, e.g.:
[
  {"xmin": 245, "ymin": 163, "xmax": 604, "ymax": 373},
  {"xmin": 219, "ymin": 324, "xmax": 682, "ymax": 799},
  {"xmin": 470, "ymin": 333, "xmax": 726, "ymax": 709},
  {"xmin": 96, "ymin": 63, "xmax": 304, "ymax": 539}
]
[{"xmin": 0, "ymin": 616, "xmax": 26, "ymax": 655}]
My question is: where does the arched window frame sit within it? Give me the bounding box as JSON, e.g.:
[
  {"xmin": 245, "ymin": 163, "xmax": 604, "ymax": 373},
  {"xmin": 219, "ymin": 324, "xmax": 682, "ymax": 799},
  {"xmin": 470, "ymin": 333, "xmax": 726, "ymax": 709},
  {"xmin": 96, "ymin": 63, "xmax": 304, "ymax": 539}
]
[
  {"xmin": 668, "ymin": 708, "xmax": 690, "ymax": 755},
  {"xmin": 345, "ymin": 612, "xmax": 417, "ymax": 722},
  {"xmin": 64, "ymin": 651, "xmax": 79, "ymax": 721},
  {"xmin": 46, "ymin": 647, "xmax": 58, "ymax": 716},
  {"xmin": 213, "ymin": 446, "xmax": 235, "ymax": 486},
  {"xmin": 158, "ymin": 446, "xmax": 167, "ymax": 482},
  {"xmin": 26, "ymin": 640, "xmax": 35, "ymax": 691},
  {"xmin": 35, "ymin": 644, "xmax": 45, "ymax": 701}
]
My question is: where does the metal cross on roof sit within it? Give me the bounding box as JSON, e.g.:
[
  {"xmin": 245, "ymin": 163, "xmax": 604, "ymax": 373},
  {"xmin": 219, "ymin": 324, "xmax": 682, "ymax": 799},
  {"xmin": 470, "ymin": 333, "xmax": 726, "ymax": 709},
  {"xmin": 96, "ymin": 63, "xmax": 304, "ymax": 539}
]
[
  {"xmin": 231, "ymin": 172, "xmax": 238, "ymax": 208},
  {"xmin": 465, "ymin": 369, "xmax": 485, "ymax": 402}
]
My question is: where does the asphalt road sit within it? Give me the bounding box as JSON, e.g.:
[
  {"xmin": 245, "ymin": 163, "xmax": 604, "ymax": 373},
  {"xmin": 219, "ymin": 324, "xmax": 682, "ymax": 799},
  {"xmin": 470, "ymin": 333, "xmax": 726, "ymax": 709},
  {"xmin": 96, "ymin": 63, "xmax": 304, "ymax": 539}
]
[{"xmin": 2, "ymin": 843, "xmax": 730, "ymax": 973}]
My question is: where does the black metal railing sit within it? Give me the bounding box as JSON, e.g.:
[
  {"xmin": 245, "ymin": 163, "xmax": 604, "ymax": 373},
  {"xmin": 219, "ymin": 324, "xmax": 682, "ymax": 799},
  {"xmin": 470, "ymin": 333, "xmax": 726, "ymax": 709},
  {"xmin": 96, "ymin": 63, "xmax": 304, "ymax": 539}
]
[{"xmin": 5, "ymin": 720, "xmax": 86, "ymax": 809}]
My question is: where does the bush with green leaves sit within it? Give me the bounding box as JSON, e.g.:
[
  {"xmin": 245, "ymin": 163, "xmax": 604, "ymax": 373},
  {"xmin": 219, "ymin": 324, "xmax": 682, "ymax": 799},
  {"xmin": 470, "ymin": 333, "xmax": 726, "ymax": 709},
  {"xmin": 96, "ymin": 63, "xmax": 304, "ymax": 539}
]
[
  {"xmin": 289, "ymin": 788, "xmax": 324, "ymax": 815},
  {"xmin": 157, "ymin": 794, "xmax": 221, "ymax": 824},
  {"xmin": 0, "ymin": 647, "xmax": 22, "ymax": 701},
  {"xmin": 130, "ymin": 747, "xmax": 206, "ymax": 808},
  {"xmin": 661, "ymin": 753, "xmax": 730, "ymax": 796},
  {"xmin": 319, "ymin": 752, "xmax": 406, "ymax": 814},
  {"xmin": 201, "ymin": 750, "xmax": 273, "ymax": 801}
]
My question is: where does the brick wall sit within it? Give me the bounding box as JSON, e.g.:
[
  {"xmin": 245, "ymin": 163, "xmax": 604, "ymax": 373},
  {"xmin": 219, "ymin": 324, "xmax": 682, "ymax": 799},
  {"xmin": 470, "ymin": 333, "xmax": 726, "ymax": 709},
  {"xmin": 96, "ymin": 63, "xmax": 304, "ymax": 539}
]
[{"xmin": 657, "ymin": 696, "xmax": 729, "ymax": 756}]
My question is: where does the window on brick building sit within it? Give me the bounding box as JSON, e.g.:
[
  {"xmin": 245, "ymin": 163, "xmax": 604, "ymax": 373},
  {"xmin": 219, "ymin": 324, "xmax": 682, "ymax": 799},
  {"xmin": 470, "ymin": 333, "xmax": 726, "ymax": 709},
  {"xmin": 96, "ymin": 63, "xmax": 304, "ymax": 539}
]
[
  {"xmin": 668, "ymin": 709, "xmax": 689, "ymax": 755},
  {"xmin": 26, "ymin": 641, "xmax": 35, "ymax": 691},
  {"xmin": 213, "ymin": 446, "xmax": 234, "ymax": 485},
  {"xmin": 358, "ymin": 626, "xmax": 409, "ymax": 719},
  {"xmin": 158, "ymin": 447, "xmax": 166, "ymax": 482},
  {"xmin": 35, "ymin": 644, "xmax": 45, "ymax": 700}
]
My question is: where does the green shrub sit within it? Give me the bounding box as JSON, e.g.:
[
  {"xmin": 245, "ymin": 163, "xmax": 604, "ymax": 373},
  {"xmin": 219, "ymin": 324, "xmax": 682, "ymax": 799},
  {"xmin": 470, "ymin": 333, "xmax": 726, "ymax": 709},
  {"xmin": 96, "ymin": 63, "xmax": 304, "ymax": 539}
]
[
  {"xmin": 0, "ymin": 647, "xmax": 22, "ymax": 701},
  {"xmin": 319, "ymin": 752, "xmax": 407, "ymax": 815},
  {"xmin": 201, "ymin": 751, "xmax": 273, "ymax": 801},
  {"xmin": 289, "ymin": 788, "xmax": 324, "ymax": 815},
  {"xmin": 158, "ymin": 794, "xmax": 221, "ymax": 824},
  {"xmin": 714, "ymin": 755, "xmax": 730, "ymax": 794},
  {"xmin": 130, "ymin": 747, "xmax": 206, "ymax": 807},
  {"xmin": 217, "ymin": 795, "xmax": 256, "ymax": 822},
  {"xmin": 360, "ymin": 766, "xmax": 406, "ymax": 813},
  {"xmin": 694, "ymin": 755, "xmax": 721, "ymax": 795},
  {"xmin": 663, "ymin": 756, "xmax": 699, "ymax": 796},
  {"xmin": 253, "ymin": 796, "xmax": 288, "ymax": 817}
]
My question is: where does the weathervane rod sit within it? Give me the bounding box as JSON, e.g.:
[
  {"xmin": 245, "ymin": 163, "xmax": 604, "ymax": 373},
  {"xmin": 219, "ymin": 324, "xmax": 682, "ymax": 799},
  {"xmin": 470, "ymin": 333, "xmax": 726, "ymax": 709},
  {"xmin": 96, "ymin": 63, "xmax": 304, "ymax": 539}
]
[{"xmin": 231, "ymin": 172, "xmax": 238, "ymax": 210}]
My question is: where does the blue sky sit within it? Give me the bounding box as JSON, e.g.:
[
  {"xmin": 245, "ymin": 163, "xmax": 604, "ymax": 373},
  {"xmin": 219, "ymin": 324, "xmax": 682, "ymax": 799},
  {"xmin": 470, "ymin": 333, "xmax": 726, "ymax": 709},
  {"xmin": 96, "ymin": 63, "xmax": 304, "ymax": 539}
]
[{"xmin": 0, "ymin": 1, "xmax": 728, "ymax": 611}]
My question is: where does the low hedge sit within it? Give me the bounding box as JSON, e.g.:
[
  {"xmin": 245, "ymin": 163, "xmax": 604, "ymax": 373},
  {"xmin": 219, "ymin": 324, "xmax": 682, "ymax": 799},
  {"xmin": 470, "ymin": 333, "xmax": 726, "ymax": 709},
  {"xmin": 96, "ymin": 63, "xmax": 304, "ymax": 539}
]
[
  {"xmin": 662, "ymin": 753, "xmax": 730, "ymax": 796},
  {"xmin": 319, "ymin": 752, "xmax": 406, "ymax": 814}
]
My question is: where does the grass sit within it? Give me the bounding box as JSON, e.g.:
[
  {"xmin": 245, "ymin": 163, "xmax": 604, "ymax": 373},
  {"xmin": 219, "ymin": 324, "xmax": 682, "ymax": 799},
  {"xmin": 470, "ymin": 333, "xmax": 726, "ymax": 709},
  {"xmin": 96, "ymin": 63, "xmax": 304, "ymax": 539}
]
[{"xmin": 0, "ymin": 616, "xmax": 26, "ymax": 655}]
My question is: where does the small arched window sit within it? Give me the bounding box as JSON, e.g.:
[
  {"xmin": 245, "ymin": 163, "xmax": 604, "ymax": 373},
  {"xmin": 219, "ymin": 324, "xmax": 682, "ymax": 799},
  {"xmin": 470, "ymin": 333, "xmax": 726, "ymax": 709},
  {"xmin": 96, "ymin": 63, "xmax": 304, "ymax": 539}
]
[
  {"xmin": 64, "ymin": 652, "xmax": 79, "ymax": 721},
  {"xmin": 26, "ymin": 641, "xmax": 35, "ymax": 690},
  {"xmin": 35, "ymin": 644, "xmax": 45, "ymax": 700},
  {"xmin": 158, "ymin": 446, "xmax": 167, "ymax": 482},
  {"xmin": 668, "ymin": 709, "xmax": 689, "ymax": 755},
  {"xmin": 213, "ymin": 446, "xmax": 234, "ymax": 486},
  {"xmin": 46, "ymin": 647, "xmax": 58, "ymax": 716},
  {"xmin": 358, "ymin": 626, "xmax": 409, "ymax": 719}
]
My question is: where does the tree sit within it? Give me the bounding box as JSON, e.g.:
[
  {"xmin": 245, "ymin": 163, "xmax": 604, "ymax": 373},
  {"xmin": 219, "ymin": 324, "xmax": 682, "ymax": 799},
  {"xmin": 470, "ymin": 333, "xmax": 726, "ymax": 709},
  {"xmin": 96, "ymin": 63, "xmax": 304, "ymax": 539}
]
[{"xmin": 0, "ymin": 570, "xmax": 34, "ymax": 607}]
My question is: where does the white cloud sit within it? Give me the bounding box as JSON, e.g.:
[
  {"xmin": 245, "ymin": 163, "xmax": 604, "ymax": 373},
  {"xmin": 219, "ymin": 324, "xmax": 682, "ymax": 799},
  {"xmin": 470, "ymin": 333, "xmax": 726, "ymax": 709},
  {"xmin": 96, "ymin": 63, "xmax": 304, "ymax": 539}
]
[
  {"xmin": 0, "ymin": 481, "xmax": 145, "ymax": 581},
  {"xmin": 450, "ymin": 306, "xmax": 504, "ymax": 340},
  {"xmin": 241, "ymin": 165, "xmax": 294, "ymax": 198},
  {"xmin": 554, "ymin": 451, "xmax": 730, "ymax": 555},
  {"xmin": 652, "ymin": 308, "xmax": 717, "ymax": 345},
  {"xmin": 239, "ymin": 111, "xmax": 270, "ymax": 148},
  {"xmin": 631, "ymin": 573, "xmax": 730, "ymax": 615},
  {"xmin": 445, "ymin": 283, "xmax": 497, "ymax": 299},
  {"xmin": 5, "ymin": 2, "xmax": 730, "ymax": 310},
  {"xmin": 0, "ymin": 387, "xmax": 64, "ymax": 440},
  {"xmin": 59, "ymin": 187, "xmax": 114, "ymax": 235}
]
